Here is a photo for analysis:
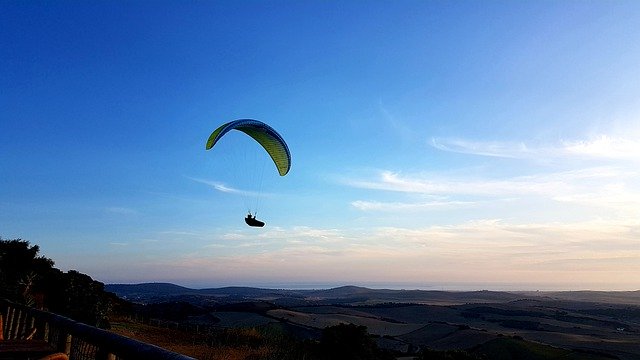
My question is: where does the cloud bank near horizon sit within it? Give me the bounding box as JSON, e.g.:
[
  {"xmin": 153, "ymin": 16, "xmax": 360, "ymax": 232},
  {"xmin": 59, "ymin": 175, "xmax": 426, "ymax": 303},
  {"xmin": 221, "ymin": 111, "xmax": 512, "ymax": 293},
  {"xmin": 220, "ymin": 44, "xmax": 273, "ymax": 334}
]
[{"xmin": 85, "ymin": 218, "xmax": 639, "ymax": 290}]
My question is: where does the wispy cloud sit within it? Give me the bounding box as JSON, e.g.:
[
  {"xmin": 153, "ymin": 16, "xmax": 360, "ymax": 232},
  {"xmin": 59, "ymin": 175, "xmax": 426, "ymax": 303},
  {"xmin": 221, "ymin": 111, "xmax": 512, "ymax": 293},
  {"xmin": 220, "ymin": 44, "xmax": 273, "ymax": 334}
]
[
  {"xmin": 431, "ymin": 135, "xmax": 640, "ymax": 161},
  {"xmin": 345, "ymin": 168, "xmax": 626, "ymax": 197},
  {"xmin": 188, "ymin": 177, "xmax": 263, "ymax": 196},
  {"xmin": 378, "ymin": 102, "xmax": 415, "ymax": 143},
  {"xmin": 109, "ymin": 242, "xmax": 129, "ymax": 246},
  {"xmin": 216, "ymin": 226, "xmax": 345, "ymax": 244},
  {"xmin": 430, "ymin": 138, "xmax": 533, "ymax": 158},
  {"xmin": 351, "ymin": 199, "xmax": 476, "ymax": 211},
  {"xmin": 105, "ymin": 207, "xmax": 138, "ymax": 215},
  {"xmin": 563, "ymin": 136, "xmax": 640, "ymax": 159},
  {"xmin": 344, "ymin": 166, "xmax": 639, "ymax": 221},
  {"xmin": 361, "ymin": 133, "xmax": 640, "ymax": 222}
]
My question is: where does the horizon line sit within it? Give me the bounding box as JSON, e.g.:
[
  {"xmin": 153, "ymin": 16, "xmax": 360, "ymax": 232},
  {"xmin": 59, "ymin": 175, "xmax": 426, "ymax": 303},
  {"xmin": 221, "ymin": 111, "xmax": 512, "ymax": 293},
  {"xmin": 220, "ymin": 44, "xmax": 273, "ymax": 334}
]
[{"xmin": 104, "ymin": 281, "xmax": 640, "ymax": 293}]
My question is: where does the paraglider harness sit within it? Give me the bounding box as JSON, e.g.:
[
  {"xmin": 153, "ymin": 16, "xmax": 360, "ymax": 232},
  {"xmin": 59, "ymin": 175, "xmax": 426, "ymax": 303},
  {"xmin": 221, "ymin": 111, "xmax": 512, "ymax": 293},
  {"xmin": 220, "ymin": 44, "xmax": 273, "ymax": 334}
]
[{"xmin": 245, "ymin": 213, "xmax": 265, "ymax": 227}]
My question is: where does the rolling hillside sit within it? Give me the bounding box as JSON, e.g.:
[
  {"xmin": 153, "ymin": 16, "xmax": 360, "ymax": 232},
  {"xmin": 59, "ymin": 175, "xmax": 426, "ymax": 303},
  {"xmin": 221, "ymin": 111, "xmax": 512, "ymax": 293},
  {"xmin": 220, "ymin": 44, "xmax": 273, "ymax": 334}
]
[{"xmin": 106, "ymin": 283, "xmax": 640, "ymax": 359}]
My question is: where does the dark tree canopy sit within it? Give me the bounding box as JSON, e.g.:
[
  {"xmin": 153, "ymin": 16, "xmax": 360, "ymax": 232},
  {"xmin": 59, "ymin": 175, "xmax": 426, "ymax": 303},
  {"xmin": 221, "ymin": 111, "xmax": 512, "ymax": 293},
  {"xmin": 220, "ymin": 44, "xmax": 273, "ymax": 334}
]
[
  {"xmin": 0, "ymin": 237, "xmax": 120, "ymax": 328},
  {"xmin": 0, "ymin": 238, "xmax": 55, "ymax": 304},
  {"xmin": 317, "ymin": 323, "xmax": 394, "ymax": 360}
]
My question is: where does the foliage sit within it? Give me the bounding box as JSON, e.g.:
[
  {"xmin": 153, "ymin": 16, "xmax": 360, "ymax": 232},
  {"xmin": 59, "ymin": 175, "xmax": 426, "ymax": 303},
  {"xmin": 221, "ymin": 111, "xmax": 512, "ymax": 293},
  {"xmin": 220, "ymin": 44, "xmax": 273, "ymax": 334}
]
[
  {"xmin": 202, "ymin": 323, "xmax": 395, "ymax": 360},
  {"xmin": 469, "ymin": 336, "xmax": 619, "ymax": 360},
  {"xmin": 135, "ymin": 301, "xmax": 209, "ymax": 322},
  {"xmin": 0, "ymin": 238, "xmax": 55, "ymax": 306},
  {"xmin": 0, "ymin": 237, "xmax": 120, "ymax": 328},
  {"xmin": 311, "ymin": 323, "xmax": 395, "ymax": 360},
  {"xmin": 418, "ymin": 348, "xmax": 486, "ymax": 360}
]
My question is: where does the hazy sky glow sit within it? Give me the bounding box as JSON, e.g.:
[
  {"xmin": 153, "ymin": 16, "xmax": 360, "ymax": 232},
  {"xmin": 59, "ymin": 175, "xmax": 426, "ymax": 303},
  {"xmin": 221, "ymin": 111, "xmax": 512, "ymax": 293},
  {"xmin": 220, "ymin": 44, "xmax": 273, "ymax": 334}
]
[{"xmin": 2, "ymin": 1, "xmax": 640, "ymax": 290}]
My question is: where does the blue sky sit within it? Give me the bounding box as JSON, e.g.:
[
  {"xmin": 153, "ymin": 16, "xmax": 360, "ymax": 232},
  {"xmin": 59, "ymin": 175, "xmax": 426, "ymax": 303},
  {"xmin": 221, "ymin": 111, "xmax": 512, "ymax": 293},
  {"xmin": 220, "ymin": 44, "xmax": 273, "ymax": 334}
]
[{"xmin": 2, "ymin": 1, "xmax": 640, "ymax": 290}]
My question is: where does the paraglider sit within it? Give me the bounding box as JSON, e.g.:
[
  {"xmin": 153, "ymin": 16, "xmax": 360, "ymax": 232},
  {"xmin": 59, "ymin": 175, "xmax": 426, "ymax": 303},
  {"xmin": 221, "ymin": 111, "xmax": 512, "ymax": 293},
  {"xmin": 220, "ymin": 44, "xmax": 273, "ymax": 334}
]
[
  {"xmin": 206, "ymin": 119, "xmax": 291, "ymax": 227},
  {"xmin": 245, "ymin": 213, "xmax": 265, "ymax": 227}
]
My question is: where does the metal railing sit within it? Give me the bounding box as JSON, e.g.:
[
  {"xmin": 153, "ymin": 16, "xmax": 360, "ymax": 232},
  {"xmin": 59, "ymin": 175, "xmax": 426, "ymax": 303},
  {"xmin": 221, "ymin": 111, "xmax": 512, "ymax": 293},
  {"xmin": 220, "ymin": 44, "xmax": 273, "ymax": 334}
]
[{"xmin": 1, "ymin": 299, "xmax": 196, "ymax": 360}]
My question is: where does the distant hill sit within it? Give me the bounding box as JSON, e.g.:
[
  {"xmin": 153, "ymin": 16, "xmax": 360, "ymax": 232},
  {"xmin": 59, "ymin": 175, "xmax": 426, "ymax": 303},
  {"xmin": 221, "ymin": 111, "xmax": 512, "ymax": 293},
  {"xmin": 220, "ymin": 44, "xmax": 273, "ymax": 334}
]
[
  {"xmin": 106, "ymin": 283, "xmax": 528, "ymax": 306},
  {"xmin": 305, "ymin": 285, "xmax": 371, "ymax": 297},
  {"xmin": 196, "ymin": 286, "xmax": 300, "ymax": 297},
  {"xmin": 106, "ymin": 283, "xmax": 640, "ymax": 307},
  {"xmin": 533, "ymin": 290, "xmax": 640, "ymax": 306},
  {"xmin": 107, "ymin": 283, "xmax": 196, "ymax": 297}
]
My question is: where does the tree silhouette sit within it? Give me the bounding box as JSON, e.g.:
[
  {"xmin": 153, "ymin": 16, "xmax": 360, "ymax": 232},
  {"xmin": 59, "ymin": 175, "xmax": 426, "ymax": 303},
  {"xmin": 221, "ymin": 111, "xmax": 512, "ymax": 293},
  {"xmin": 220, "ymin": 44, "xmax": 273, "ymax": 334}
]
[
  {"xmin": 418, "ymin": 348, "xmax": 485, "ymax": 360},
  {"xmin": 0, "ymin": 238, "xmax": 54, "ymax": 305},
  {"xmin": 317, "ymin": 323, "xmax": 394, "ymax": 360},
  {"xmin": 0, "ymin": 237, "xmax": 118, "ymax": 328}
]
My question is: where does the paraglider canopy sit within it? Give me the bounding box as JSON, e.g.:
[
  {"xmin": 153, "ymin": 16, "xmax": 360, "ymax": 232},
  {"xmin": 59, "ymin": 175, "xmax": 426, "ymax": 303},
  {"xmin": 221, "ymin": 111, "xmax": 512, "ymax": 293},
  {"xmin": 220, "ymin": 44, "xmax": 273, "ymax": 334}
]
[
  {"xmin": 206, "ymin": 119, "xmax": 290, "ymax": 227},
  {"xmin": 206, "ymin": 119, "xmax": 291, "ymax": 176}
]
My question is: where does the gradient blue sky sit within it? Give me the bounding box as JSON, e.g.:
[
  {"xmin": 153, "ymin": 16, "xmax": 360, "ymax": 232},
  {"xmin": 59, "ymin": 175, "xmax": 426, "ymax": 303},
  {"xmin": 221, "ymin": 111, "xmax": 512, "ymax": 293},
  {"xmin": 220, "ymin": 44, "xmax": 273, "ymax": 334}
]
[{"xmin": 2, "ymin": 1, "xmax": 640, "ymax": 290}]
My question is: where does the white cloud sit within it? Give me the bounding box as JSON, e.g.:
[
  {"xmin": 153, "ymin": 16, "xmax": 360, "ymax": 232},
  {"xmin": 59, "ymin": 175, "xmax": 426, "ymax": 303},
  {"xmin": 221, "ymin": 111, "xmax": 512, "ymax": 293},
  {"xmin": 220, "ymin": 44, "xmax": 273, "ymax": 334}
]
[
  {"xmin": 563, "ymin": 135, "xmax": 640, "ymax": 159},
  {"xmin": 343, "ymin": 165, "xmax": 640, "ymax": 224},
  {"xmin": 430, "ymin": 138, "xmax": 533, "ymax": 158},
  {"xmin": 125, "ymin": 218, "xmax": 640, "ymax": 290},
  {"xmin": 346, "ymin": 167, "xmax": 630, "ymax": 198},
  {"xmin": 431, "ymin": 135, "xmax": 640, "ymax": 161},
  {"xmin": 109, "ymin": 242, "xmax": 129, "ymax": 246},
  {"xmin": 188, "ymin": 177, "xmax": 263, "ymax": 196},
  {"xmin": 105, "ymin": 207, "xmax": 138, "ymax": 215},
  {"xmin": 351, "ymin": 199, "xmax": 476, "ymax": 211},
  {"xmin": 216, "ymin": 226, "xmax": 345, "ymax": 244}
]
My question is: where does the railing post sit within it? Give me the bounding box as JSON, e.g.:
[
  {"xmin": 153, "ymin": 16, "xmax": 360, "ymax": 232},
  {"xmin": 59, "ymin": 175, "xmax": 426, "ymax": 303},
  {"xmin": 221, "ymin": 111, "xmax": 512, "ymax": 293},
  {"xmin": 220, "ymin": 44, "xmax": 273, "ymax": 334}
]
[
  {"xmin": 34, "ymin": 314, "xmax": 48, "ymax": 341},
  {"xmin": 27, "ymin": 315, "xmax": 35, "ymax": 337},
  {"xmin": 1, "ymin": 299, "xmax": 197, "ymax": 360},
  {"xmin": 96, "ymin": 347, "xmax": 117, "ymax": 360},
  {"xmin": 10, "ymin": 307, "xmax": 21, "ymax": 339},
  {"xmin": 58, "ymin": 332, "xmax": 72, "ymax": 356},
  {"xmin": 5, "ymin": 307, "xmax": 13, "ymax": 339}
]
